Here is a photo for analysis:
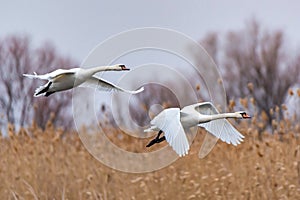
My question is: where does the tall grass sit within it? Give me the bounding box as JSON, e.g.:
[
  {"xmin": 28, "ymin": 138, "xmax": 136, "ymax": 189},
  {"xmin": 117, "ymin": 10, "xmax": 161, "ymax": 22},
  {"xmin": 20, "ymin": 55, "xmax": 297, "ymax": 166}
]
[{"xmin": 1, "ymin": 97, "xmax": 300, "ymax": 199}]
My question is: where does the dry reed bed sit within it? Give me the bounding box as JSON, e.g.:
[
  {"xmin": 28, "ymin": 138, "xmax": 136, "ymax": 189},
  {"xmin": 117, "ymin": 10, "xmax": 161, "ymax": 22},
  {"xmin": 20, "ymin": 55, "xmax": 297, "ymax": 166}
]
[{"xmin": 1, "ymin": 119, "xmax": 300, "ymax": 200}]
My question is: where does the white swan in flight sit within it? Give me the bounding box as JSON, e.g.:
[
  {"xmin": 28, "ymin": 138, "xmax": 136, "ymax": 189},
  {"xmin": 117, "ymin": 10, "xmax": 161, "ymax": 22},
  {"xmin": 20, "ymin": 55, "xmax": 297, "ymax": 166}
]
[
  {"xmin": 23, "ymin": 64, "xmax": 144, "ymax": 97},
  {"xmin": 145, "ymin": 102, "xmax": 251, "ymax": 157}
]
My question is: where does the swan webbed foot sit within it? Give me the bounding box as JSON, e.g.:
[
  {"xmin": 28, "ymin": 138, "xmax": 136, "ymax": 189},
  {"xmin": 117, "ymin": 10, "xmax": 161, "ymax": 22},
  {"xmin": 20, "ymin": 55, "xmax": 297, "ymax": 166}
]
[
  {"xmin": 156, "ymin": 136, "xmax": 166, "ymax": 143},
  {"xmin": 146, "ymin": 130, "xmax": 166, "ymax": 147},
  {"xmin": 45, "ymin": 91, "xmax": 55, "ymax": 97},
  {"xmin": 35, "ymin": 81, "xmax": 52, "ymax": 96}
]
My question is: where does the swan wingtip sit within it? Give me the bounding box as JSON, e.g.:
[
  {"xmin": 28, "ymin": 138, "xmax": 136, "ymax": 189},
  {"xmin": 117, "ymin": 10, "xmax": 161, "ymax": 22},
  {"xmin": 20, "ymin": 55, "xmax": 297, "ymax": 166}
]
[
  {"xmin": 126, "ymin": 86, "xmax": 144, "ymax": 94},
  {"xmin": 137, "ymin": 86, "xmax": 144, "ymax": 93}
]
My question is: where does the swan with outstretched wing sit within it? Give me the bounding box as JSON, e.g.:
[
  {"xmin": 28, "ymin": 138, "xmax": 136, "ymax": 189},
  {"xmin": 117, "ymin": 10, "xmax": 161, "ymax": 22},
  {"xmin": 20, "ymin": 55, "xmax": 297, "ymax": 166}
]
[
  {"xmin": 145, "ymin": 102, "xmax": 250, "ymax": 157},
  {"xmin": 23, "ymin": 64, "xmax": 144, "ymax": 97}
]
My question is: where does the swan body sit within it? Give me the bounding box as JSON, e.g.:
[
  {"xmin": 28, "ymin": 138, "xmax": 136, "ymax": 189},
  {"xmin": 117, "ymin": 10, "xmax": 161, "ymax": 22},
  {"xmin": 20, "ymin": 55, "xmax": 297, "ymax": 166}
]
[
  {"xmin": 145, "ymin": 102, "xmax": 251, "ymax": 157},
  {"xmin": 23, "ymin": 64, "xmax": 144, "ymax": 97}
]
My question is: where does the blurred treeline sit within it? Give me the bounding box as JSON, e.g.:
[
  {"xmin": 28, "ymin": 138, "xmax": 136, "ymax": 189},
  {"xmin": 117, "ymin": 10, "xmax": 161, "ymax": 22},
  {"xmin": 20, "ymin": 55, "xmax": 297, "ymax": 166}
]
[
  {"xmin": 200, "ymin": 20, "xmax": 300, "ymax": 125},
  {"xmin": 0, "ymin": 35, "xmax": 77, "ymax": 131},
  {"xmin": 1, "ymin": 20, "xmax": 299, "ymax": 132},
  {"xmin": 129, "ymin": 20, "xmax": 300, "ymax": 130}
]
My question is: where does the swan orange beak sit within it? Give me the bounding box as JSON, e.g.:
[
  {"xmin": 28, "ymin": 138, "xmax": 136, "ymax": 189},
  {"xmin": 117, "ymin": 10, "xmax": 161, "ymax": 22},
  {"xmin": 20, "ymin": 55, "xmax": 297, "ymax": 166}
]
[
  {"xmin": 120, "ymin": 65, "xmax": 130, "ymax": 70},
  {"xmin": 243, "ymin": 113, "xmax": 251, "ymax": 119}
]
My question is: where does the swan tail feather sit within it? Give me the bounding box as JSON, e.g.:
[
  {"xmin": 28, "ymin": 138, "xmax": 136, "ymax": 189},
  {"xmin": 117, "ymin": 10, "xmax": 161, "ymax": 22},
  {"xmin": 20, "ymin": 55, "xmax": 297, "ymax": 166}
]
[
  {"xmin": 23, "ymin": 72, "xmax": 48, "ymax": 80},
  {"xmin": 23, "ymin": 73, "xmax": 38, "ymax": 79}
]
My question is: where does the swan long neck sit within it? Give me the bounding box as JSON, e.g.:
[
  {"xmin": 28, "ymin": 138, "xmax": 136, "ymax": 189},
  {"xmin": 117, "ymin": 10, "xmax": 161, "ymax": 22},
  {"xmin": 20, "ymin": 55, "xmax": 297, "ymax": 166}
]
[
  {"xmin": 86, "ymin": 65, "xmax": 116, "ymax": 75},
  {"xmin": 209, "ymin": 112, "xmax": 239, "ymax": 120}
]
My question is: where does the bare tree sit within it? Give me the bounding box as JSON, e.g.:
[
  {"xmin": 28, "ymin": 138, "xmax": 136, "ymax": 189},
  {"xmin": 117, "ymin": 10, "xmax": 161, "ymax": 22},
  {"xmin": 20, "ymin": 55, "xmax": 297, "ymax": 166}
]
[
  {"xmin": 200, "ymin": 20, "xmax": 300, "ymax": 124},
  {"xmin": 0, "ymin": 35, "xmax": 77, "ymax": 130},
  {"xmin": 200, "ymin": 32, "xmax": 219, "ymax": 65}
]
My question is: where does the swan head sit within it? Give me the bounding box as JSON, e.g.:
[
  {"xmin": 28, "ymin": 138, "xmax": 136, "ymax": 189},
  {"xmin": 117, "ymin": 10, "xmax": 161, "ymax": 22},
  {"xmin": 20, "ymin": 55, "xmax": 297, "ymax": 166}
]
[
  {"xmin": 235, "ymin": 111, "xmax": 251, "ymax": 119},
  {"xmin": 111, "ymin": 64, "xmax": 130, "ymax": 71}
]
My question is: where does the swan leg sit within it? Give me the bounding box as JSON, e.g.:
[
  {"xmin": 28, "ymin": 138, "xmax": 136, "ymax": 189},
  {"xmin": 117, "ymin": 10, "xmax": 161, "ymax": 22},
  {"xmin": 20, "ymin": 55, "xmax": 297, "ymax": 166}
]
[
  {"xmin": 156, "ymin": 136, "xmax": 166, "ymax": 143},
  {"xmin": 35, "ymin": 81, "xmax": 52, "ymax": 96},
  {"xmin": 45, "ymin": 91, "xmax": 55, "ymax": 97},
  {"xmin": 156, "ymin": 130, "xmax": 163, "ymax": 139},
  {"xmin": 146, "ymin": 130, "xmax": 165, "ymax": 147}
]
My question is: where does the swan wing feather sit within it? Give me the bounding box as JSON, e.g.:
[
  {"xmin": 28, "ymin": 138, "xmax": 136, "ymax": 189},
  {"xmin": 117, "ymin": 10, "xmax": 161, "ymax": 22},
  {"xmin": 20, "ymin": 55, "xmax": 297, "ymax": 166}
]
[
  {"xmin": 80, "ymin": 76, "xmax": 144, "ymax": 94},
  {"xmin": 193, "ymin": 102, "xmax": 219, "ymax": 115},
  {"xmin": 23, "ymin": 68, "xmax": 79, "ymax": 81},
  {"xmin": 150, "ymin": 108, "xmax": 189, "ymax": 157},
  {"xmin": 198, "ymin": 119, "xmax": 244, "ymax": 146},
  {"xmin": 191, "ymin": 102, "xmax": 244, "ymax": 145}
]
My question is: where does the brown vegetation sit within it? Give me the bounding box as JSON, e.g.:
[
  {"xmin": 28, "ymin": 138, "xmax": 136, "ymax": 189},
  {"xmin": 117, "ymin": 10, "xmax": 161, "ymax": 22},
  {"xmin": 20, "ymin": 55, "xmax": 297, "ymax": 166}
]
[
  {"xmin": 1, "ymin": 22, "xmax": 300, "ymax": 199},
  {"xmin": 1, "ymin": 100, "xmax": 300, "ymax": 199}
]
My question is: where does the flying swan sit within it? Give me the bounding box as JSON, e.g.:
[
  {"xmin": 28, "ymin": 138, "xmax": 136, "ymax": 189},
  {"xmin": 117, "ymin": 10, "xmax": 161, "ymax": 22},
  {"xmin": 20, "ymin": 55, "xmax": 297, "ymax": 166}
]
[
  {"xmin": 23, "ymin": 64, "xmax": 144, "ymax": 97},
  {"xmin": 145, "ymin": 102, "xmax": 251, "ymax": 157}
]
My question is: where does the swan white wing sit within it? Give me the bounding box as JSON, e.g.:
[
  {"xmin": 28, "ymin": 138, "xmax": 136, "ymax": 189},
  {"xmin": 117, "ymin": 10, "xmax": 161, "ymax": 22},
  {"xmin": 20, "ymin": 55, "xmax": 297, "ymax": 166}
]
[
  {"xmin": 193, "ymin": 102, "xmax": 244, "ymax": 144},
  {"xmin": 191, "ymin": 102, "xmax": 244, "ymax": 158},
  {"xmin": 80, "ymin": 76, "xmax": 144, "ymax": 94},
  {"xmin": 193, "ymin": 102, "xmax": 219, "ymax": 115},
  {"xmin": 150, "ymin": 108, "xmax": 189, "ymax": 157},
  {"xmin": 23, "ymin": 68, "xmax": 80, "ymax": 81},
  {"xmin": 198, "ymin": 119, "xmax": 244, "ymax": 146}
]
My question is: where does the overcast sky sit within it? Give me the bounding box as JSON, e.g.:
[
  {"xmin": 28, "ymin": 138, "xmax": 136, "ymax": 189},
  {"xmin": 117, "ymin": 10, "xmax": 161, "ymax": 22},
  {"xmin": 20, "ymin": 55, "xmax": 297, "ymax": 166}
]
[
  {"xmin": 1, "ymin": 0, "xmax": 300, "ymax": 62},
  {"xmin": 1, "ymin": 0, "xmax": 299, "ymax": 125}
]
